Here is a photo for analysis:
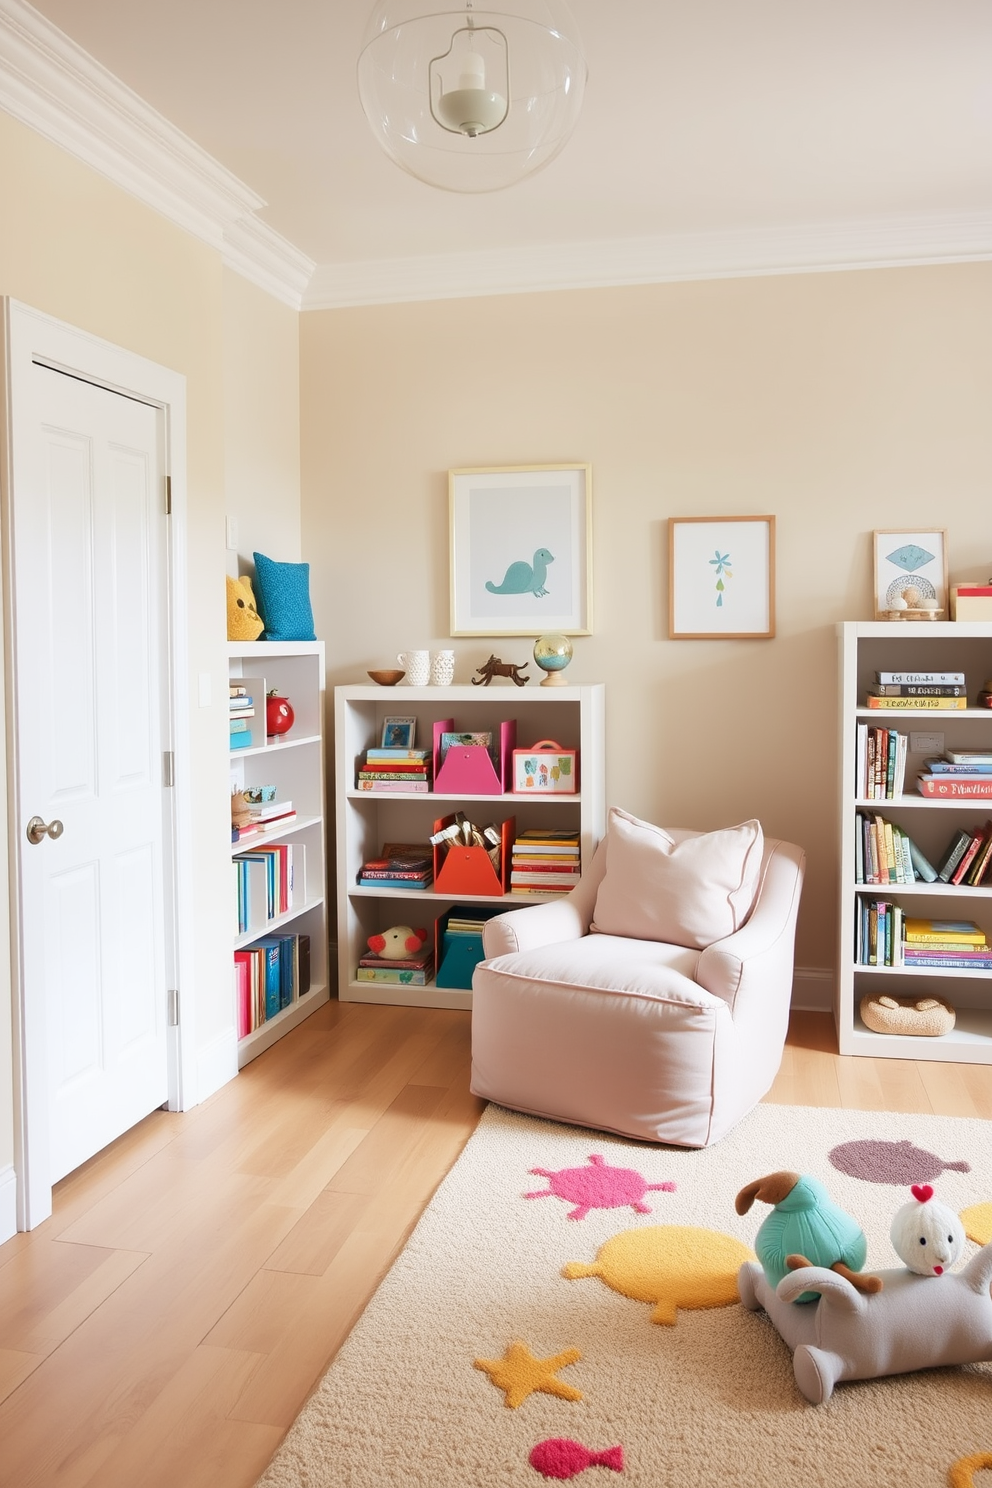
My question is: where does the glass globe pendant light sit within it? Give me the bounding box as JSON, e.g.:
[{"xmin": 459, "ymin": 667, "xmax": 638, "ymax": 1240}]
[{"xmin": 357, "ymin": 0, "xmax": 587, "ymax": 193}]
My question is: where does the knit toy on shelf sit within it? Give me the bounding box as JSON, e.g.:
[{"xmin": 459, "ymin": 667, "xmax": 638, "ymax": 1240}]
[
  {"xmin": 735, "ymin": 1170, "xmax": 881, "ymax": 1300},
  {"xmin": 366, "ymin": 926, "xmax": 428, "ymax": 960}
]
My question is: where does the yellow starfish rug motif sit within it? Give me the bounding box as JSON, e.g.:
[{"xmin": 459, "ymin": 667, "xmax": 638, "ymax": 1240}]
[{"xmin": 473, "ymin": 1341, "xmax": 583, "ymax": 1409}]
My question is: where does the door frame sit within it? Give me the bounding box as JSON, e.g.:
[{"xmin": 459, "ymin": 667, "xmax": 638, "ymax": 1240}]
[{"xmin": 1, "ymin": 299, "xmax": 194, "ymax": 1230}]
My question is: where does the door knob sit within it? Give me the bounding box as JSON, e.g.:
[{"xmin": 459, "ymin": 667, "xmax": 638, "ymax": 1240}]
[{"xmin": 26, "ymin": 816, "xmax": 64, "ymax": 845}]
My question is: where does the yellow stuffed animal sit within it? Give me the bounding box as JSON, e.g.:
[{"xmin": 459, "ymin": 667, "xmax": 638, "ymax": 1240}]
[{"xmin": 226, "ymin": 574, "xmax": 264, "ymax": 640}]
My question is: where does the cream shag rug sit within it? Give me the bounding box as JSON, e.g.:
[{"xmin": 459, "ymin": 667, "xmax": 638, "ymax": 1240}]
[{"xmin": 256, "ymin": 1103, "xmax": 992, "ymax": 1488}]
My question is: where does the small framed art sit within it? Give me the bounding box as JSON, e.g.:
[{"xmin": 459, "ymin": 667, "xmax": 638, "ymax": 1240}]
[
  {"xmin": 872, "ymin": 529, "xmax": 948, "ymax": 619},
  {"xmin": 669, "ymin": 516, "xmax": 776, "ymax": 639},
  {"xmin": 449, "ymin": 464, "xmax": 592, "ymax": 637},
  {"xmin": 381, "ymin": 716, "xmax": 416, "ymax": 748}
]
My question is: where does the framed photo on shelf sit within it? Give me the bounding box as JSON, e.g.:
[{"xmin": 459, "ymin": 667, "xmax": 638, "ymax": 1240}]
[
  {"xmin": 872, "ymin": 529, "xmax": 948, "ymax": 619},
  {"xmin": 449, "ymin": 464, "xmax": 592, "ymax": 636},
  {"xmin": 381, "ymin": 716, "xmax": 416, "ymax": 748},
  {"xmin": 669, "ymin": 515, "xmax": 776, "ymax": 639}
]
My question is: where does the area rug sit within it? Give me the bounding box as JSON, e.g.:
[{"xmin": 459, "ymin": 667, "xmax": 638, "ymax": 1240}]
[{"xmin": 256, "ymin": 1103, "xmax": 992, "ymax": 1488}]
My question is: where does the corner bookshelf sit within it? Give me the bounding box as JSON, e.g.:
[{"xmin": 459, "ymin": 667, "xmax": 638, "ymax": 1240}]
[
  {"xmin": 838, "ymin": 621, "xmax": 992, "ymax": 1063},
  {"xmin": 229, "ymin": 641, "xmax": 329, "ymax": 1066},
  {"xmin": 335, "ymin": 683, "xmax": 606, "ymax": 1010}
]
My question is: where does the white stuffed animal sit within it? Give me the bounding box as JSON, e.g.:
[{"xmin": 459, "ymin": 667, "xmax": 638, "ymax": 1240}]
[
  {"xmin": 739, "ymin": 1186, "xmax": 992, "ymax": 1403},
  {"xmin": 366, "ymin": 925, "xmax": 428, "ymax": 960},
  {"xmin": 890, "ymin": 1183, "xmax": 965, "ymax": 1276}
]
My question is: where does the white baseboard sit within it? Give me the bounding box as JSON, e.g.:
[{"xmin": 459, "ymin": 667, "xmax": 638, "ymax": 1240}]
[
  {"xmin": 791, "ymin": 967, "xmax": 834, "ymax": 1013},
  {"xmin": 194, "ymin": 1026, "xmax": 239, "ymax": 1105},
  {"xmin": 0, "ymin": 1163, "xmax": 16, "ymax": 1243}
]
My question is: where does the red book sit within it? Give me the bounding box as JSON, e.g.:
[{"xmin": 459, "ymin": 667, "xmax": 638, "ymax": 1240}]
[
  {"xmin": 917, "ymin": 777, "xmax": 992, "ymax": 798},
  {"xmin": 950, "ymin": 830, "xmax": 985, "ymax": 885},
  {"xmin": 234, "ymin": 951, "xmax": 253, "ymax": 1038}
]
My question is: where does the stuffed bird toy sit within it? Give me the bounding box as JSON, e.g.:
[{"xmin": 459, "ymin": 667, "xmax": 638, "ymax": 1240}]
[{"xmin": 890, "ymin": 1184, "xmax": 965, "ymax": 1276}]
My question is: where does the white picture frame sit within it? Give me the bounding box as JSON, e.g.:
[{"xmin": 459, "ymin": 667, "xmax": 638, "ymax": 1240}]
[
  {"xmin": 872, "ymin": 529, "xmax": 948, "ymax": 619},
  {"xmin": 449, "ymin": 464, "xmax": 592, "ymax": 637},
  {"xmin": 381, "ymin": 716, "xmax": 416, "ymax": 748},
  {"xmin": 669, "ymin": 516, "xmax": 776, "ymax": 639}
]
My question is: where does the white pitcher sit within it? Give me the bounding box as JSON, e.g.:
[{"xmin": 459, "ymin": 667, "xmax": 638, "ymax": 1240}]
[
  {"xmin": 430, "ymin": 650, "xmax": 455, "ymax": 686},
  {"xmin": 397, "ymin": 649, "xmax": 430, "ymax": 685}
]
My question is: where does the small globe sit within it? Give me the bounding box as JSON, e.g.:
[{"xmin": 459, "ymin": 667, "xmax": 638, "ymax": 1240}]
[{"xmin": 533, "ymin": 633, "xmax": 573, "ymax": 684}]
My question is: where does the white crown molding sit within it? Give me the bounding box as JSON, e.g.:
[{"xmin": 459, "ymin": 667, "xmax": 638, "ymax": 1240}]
[
  {"xmin": 223, "ymin": 215, "xmax": 315, "ymax": 310},
  {"xmin": 0, "ymin": 0, "xmax": 314, "ymax": 307},
  {"xmin": 303, "ymin": 212, "xmax": 992, "ymax": 310}
]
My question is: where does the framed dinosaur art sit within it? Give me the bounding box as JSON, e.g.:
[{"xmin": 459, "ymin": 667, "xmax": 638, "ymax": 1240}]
[{"xmin": 449, "ymin": 464, "xmax": 592, "ymax": 637}]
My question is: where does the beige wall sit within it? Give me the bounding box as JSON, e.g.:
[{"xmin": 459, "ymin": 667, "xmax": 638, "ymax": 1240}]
[
  {"xmin": 301, "ymin": 263, "xmax": 992, "ymax": 978},
  {"xmin": 223, "ymin": 272, "xmax": 302, "ymax": 574},
  {"xmin": 0, "ymin": 110, "xmax": 301, "ymax": 1201}
]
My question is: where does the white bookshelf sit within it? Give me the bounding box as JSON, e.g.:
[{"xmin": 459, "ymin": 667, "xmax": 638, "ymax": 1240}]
[
  {"xmin": 335, "ymin": 683, "xmax": 606, "ymax": 1009},
  {"xmin": 229, "ymin": 641, "xmax": 329, "ymax": 1065},
  {"xmin": 837, "ymin": 621, "xmax": 992, "ymax": 1063}
]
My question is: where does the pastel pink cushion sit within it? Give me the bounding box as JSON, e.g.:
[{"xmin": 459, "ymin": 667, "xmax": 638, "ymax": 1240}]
[{"xmin": 591, "ymin": 809, "xmax": 764, "ymax": 949}]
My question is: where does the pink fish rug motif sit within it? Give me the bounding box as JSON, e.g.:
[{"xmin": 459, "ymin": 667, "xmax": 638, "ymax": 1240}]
[
  {"xmin": 529, "ymin": 1439, "xmax": 624, "ymax": 1479},
  {"xmin": 525, "ymin": 1154, "xmax": 675, "ymax": 1221}
]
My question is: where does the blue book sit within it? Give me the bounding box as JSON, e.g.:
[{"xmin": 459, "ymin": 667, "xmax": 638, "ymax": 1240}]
[
  {"xmin": 230, "ymin": 732, "xmax": 252, "ymax": 750},
  {"xmin": 273, "ymin": 934, "xmax": 298, "ymax": 1007},
  {"xmin": 248, "ymin": 937, "xmax": 283, "ymax": 1019}
]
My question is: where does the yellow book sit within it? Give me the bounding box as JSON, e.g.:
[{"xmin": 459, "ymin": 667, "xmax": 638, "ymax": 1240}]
[
  {"xmin": 904, "ymin": 918, "xmax": 986, "ymax": 945},
  {"xmin": 866, "ymin": 696, "xmax": 967, "ymax": 710}
]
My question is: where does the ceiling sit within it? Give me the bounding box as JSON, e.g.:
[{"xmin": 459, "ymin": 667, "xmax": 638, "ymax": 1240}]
[{"xmin": 16, "ymin": 0, "xmax": 992, "ymax": 303}]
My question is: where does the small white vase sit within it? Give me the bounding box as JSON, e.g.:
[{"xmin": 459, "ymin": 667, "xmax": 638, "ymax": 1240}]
[{"xmin": 430, "ymin": 650, "xmax": 455, "ymax": 686}]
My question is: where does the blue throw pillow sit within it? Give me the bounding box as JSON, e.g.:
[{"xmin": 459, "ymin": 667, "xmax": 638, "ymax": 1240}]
[{"xmin": 252, "ymin": 552, "xmax": 316, "ymax": 642}]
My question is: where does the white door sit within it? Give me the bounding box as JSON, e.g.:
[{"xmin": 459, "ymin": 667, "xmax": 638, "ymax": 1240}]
[{"xmin": 10, "ymin": 362, "xmax": 171, "ymax": 1183}]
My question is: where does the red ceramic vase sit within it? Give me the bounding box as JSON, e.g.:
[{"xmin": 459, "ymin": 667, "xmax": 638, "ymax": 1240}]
[{"xmin": 266, "ymin": 694, "xmax": 295, "ymax": 737}]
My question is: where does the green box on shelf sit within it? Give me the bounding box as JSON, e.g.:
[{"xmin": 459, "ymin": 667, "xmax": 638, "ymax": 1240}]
[{"xmin": 434, "ymin": 904, "xmax": 507, "ymax": 991}]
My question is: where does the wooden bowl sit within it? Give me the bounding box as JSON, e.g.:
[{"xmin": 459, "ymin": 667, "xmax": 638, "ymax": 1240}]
[{"xmin": 368, "ymin": 668, "xmax": 405, "ymax": 686}]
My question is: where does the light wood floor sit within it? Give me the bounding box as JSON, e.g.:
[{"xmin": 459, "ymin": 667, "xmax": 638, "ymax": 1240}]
[{"xmin": 1, "ymin": 1003, "xmax": 990, "ymax": 1488}]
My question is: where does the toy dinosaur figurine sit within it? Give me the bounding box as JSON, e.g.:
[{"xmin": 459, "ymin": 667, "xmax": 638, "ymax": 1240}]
[
  {"xmin": 735, "ymin": 1170, "xmax": 882, "ymax": 1298},
  {"xmin": 486, "ymin": 548, "xmax": 555, "ymax": 597}
]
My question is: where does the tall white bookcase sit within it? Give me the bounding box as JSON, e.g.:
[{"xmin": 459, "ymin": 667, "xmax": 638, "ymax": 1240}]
[
  {"xmin": 335, "ymin": 683, "xmax": 606, "ymax": 1010},
  {"xmin": 838, "ymin": 621, "xmax": 992, "ymax": 1063},
  {"xmin": 229, "ymin": 641, "xmax": 329, "ymax": 1065}
]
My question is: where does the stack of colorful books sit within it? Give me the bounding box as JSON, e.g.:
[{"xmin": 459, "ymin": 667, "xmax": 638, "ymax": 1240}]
[
  {"xmin": 230, "ymin": 683, "xmax": 254, "ymax": 749},
  {"xmin": 234, "ymin": 932, "xmax": 311, "ymax": 1036},
  {"xmin": 356, "ymin": 746, "xmax": 432, "ymax": 792},
  {"xmin": 855, "ymin": 898, "xmax": 904, "ymax": 966},
  {"xmin": 356, "ymin": 941, "xmax": 435, "ymax": 985},
  {"xmin": 853, "ymin": 813, "xmax": 935, "ymax": 885},
  {"xmin": 902, "ymin": 919, "xmax": 992, "ymax": 971},
  {"xmin": 358, "ymin": 842, "xmax": 434, "ymax": 890},
  {"xmin": 935, "ymin": 821, "xmax": 992, "ymax": 886},
  {"xmin": 509, "ymin": 828, "xmax": 581, "ymax": 894},
  {"xmin": 866, "ymin": 669, "xmax": 968, "ymax": 711},
  {"xmin": 855, "ymin": 725, "xmax": 909, "ymax": 799},
  {"xmin": 917, "ymin": 750, "xmax": 992, "ymax": 800}
]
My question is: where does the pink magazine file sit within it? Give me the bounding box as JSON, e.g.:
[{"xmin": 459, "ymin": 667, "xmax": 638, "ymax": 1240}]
[{"xmin": 433, "ymin": 719, "xmax": 516, "ymax": 795}]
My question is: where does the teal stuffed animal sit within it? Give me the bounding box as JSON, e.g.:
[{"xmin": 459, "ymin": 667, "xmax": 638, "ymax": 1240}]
[{"xmin": 736, "ymin": 1170, "xmax": 882, "ymax": 1302}]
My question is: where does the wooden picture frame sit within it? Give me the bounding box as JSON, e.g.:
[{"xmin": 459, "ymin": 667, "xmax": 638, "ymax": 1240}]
[
  {"xmin": 872, "ymin": 529, "xmax": 948, "ymax": 619},
  {"xmin": 669, "ymin": 516, "xmax": 776, "ymax": 639},
  {"xmin": 449, "ymin": 464, "xmax": 592, "ymax": 636}
]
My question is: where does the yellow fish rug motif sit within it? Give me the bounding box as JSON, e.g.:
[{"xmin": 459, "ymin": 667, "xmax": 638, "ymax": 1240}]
[
  {"xmin": 948, "ymin": 1451, "xmax": 992, "ymax": 1487},
  {"xmin": 563, "ymin": 1224, "xmax": 755, "ymax": 1325},
  {"xmin": 961, "ymin": 1202, "xmax": 992, "ymax": 1247}
]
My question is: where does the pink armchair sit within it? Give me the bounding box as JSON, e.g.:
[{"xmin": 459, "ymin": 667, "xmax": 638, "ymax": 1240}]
[{"xmin": 471, "ymin": 828, "xmax": 805, "ymax": 1148}]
